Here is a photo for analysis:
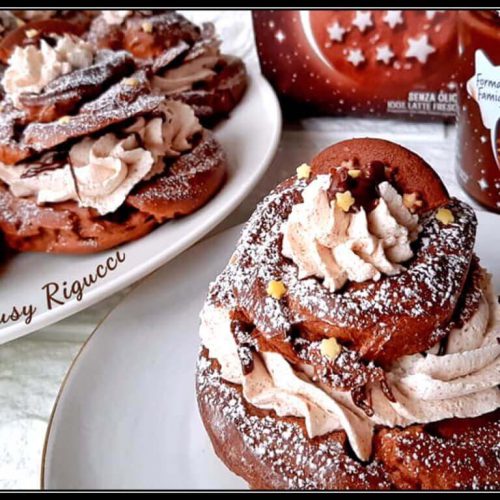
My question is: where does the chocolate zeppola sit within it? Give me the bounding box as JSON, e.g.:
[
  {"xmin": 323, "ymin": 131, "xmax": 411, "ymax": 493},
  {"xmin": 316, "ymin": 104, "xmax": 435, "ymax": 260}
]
[
  {"xmin": 0, "ymin": 22, "xmax": 232, "ymax": 253},
  {"xmin": 196, "ymin": 138, "xmax": 500, "ymax": 490}
]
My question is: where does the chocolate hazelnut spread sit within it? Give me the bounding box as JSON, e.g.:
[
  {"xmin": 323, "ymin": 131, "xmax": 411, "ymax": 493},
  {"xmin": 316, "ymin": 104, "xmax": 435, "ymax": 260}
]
[{"xmin": 457, "ymin": 10, "xmax": 500, "ymax": 212}]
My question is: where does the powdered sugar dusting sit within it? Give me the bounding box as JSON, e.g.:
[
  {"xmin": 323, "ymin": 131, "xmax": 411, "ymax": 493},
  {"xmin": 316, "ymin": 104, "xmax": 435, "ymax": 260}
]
[
  {"xmin": 196, "ymin": 351, "xmax": 392, "ymax": 489},
  {"xmin": 207, "ymin": 176, "xmax": 477, "ymax": 358}
]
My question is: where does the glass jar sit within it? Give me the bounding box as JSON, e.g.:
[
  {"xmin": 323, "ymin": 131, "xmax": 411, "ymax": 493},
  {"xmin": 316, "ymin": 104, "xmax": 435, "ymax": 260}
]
[{"xmin": 457, "ymin": 10, "xmax": 500, "ymax": 213}]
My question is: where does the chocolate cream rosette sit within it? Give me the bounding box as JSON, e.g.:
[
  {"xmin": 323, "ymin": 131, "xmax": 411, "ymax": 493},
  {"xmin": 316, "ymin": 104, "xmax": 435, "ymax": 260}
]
[
  {"xmin": 196, "ymin": 138, "xmax": 500, "ymax": 490},
  {"xmin": 87, "ymin": 10, "xmax": 247, "ymax": 124},
  {"xmin": 0, "ymin": 23, "xmax": 227, "ymax": 253}
]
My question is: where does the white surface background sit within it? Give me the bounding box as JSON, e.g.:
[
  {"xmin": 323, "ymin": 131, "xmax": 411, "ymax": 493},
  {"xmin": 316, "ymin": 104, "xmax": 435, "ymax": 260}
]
[{"xmin": 0, "ymin": 10, "xmax": 487, "ymax": 489}]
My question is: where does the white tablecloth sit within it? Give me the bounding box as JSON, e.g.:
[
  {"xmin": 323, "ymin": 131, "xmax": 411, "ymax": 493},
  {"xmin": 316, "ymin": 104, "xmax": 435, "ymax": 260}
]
[{"xmin": 0, "ymin": 10, "xmax": 484, "ymax": 490}]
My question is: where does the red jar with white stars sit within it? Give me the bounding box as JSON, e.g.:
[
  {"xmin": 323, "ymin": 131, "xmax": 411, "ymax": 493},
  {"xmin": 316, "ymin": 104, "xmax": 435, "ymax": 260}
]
[
  {"xmin": 252, "ymin": 10, "xmax": 458, "ymax": 120},
  {"xmin": 457, "ymin": 10, "xmax": 500, "ymax": 212}
]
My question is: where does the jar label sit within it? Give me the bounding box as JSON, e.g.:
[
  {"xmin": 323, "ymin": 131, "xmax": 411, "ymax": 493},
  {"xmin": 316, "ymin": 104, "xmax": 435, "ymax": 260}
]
[{"xmin": 467, "ymin": 50, "xmax": 500, "ymax": 168}]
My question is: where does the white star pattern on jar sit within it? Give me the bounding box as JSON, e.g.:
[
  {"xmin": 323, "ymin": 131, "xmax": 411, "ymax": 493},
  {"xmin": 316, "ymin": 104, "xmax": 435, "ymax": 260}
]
[
  {"xmin": 405, "ymin": 34, "xmax": 436, "ymax": 64},
  {"xmin": 326, "ymin": 21, "xmax": 346, "ymax": 42},
  {"xmin": 478, "ymin": 177, "xmax": 489, "ymax": 191},
  {"xmin": 383, "ymin": 10, "xmax": 404, "ymax": 29},
  {"xmin": 275, "ymin": 30, "xmax": 285, "ymax": 43},
  {"xmin": 346, "ymin": 48, "xmax": 365, "ymax": 66},
  {"xmin": 352, "ymin": 11, "xmax": 373, "ymax": 33},
  {"xmin": 376, "ymin": 44, "xmax": 395, "ymax": 65}
]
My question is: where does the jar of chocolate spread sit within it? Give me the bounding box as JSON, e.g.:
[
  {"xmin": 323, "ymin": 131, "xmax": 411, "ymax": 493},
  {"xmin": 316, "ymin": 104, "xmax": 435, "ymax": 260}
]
[{"xmin": 457, "ymin": 10, "xmax": 500, "ymax": 212}]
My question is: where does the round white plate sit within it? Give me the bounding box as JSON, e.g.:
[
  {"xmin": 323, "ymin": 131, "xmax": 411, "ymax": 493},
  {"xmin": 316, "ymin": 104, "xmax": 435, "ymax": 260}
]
[
  {"xmin": 0, "ymin": 67, "xmax": 281, "ymax": 345},
  {"xmin": 42, "ymin": 211, "xmax": 500, "ymax": 490}
]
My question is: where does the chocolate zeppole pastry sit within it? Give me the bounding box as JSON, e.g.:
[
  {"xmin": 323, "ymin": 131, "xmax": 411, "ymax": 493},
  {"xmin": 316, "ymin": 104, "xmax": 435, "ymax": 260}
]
[
  {"xmin": 88, "ymin": 10, "xmax": 247, "ymax": 124},
  {"xmin": 0, "ymin": 28, "xmax": 227, "ymax": 253},
  {"xmin": 196, "ymin": 138, "xmax": 500, "ymax": 490}
]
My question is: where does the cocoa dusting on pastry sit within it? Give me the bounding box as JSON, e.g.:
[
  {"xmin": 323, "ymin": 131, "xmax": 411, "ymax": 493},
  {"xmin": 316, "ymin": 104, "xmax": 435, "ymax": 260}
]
[
  {"xmin": 0, "ymin": 131, "xmax": 227, "ymax": 253},
  {"xmin": 200, "ymin": 138, "xmax": 482, "ymax": 433},
  {"xmin": 184, "ymin": 22, "xmax": 219, "ymax": 63},
  {"xmin": 197, "ymin": 350, "xmax": 393, "ymax": 490},
  {"xmin": 126, "ymin": 131, "xmax": 226, "ymax": 221}
]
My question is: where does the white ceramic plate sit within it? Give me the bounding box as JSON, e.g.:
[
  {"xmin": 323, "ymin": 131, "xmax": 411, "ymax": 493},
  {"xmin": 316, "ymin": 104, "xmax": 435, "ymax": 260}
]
[
  {"xmin": 0, "ymin": 67, "xmax": 281, "ymax": 345},
  {"xmin": 42, "ymin": 212, "xmax": 500, "ymax": 490}
]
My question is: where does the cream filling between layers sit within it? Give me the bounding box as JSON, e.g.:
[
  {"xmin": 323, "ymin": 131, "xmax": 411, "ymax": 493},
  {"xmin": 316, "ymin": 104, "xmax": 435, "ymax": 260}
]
[
  {"xmin": 0, "ymin": 101, "xmax": 202, "ymax": 215},
  {"xmin": 2, "ymin": 34, "xmax": 94, "ymax": 107},
  {"xmin": 152, "ymin": 42, "xmax": 221, "ymax": 95},
  {"xmin": 199, "ymin": 278, "xmax": 500, "ymax": 461}
]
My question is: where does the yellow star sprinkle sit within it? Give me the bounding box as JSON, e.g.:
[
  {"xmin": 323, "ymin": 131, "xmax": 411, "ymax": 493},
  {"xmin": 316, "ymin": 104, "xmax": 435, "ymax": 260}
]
[
  {"xmin": 25, "ymin": 29, "xmax": 39, "ymax": 38},
  {"xmin": 436, "ymin": 208, "xmax": 454, "ymax": 225},
  {"xmin": 347, "ymin": 169, "xmax": 361, "ymax": 178},
  {"xmin": 267, "ymin": 280, "xmax": 287, "ymax": 300},
  {"xmin": 335, "ymin": 190, "xmax": 355, "ymax": 212},
  {"xmin": 141, "ymin": 21, "xmax": 153, "ymax": 33},
  {"xmin": 58, "ymin": 115, "xmax": 71, "ymax": 124},
  {"xmin": 123, "ymin": 77, "xmax": 139, "ymax": 87},
  {"xmin": 296, "ymin": 163, "xmax": 311, "ymax": 180},
  {"xmin": 320, "ymin": 337, "xmax": 341, "ymax": 361},
  {"xmin": 403, "ymin": 192, "xmax": 422, "ymax": 212}
]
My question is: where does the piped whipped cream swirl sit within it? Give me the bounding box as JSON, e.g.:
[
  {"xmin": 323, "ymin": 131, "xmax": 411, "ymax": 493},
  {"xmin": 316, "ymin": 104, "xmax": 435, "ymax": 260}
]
[
  {"xmin": 200, "ymin": 274, "xmax": 500, "ymax": 461},
  {"xmin": 281, "ymin": 175, "xmax": 421, "ymax": 292},
  {"xmin": 2, "ymin": 34, "xmax": 94, "ymax": 107},
  {"xmin": 0, "ymin": 101, "xmax": 202, "ymax": 215}
]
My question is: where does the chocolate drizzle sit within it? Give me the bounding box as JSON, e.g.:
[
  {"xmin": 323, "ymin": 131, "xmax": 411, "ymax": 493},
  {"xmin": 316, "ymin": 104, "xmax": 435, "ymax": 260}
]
[
  {"xmin": 326, "ymin": 159, "xmax": 390, "ymax": 212},
  {"xmin": 20, "ymin": 148, "xmax": 67, "ymax": 178},
  {"xmin": 290, "ymin": 337, "xmax": 395, "ymax": 415}
]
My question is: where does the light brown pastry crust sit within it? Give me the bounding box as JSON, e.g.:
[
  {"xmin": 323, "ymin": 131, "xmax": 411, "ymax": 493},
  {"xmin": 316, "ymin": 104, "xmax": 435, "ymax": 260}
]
[
  {"xmin": 127, "ymin": 131, "xmax": 226, "ymax": 221},
  {"xmin": 197, "ymin": 348, "xmax": 500, "ymax": 490},
  {"xmin": 0, "ymin": 187, "xmax": 157, "ymax": 254}
]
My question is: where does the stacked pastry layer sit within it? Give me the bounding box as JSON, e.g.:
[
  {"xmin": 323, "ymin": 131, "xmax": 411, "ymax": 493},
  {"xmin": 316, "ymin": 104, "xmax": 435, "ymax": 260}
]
[{"xmin": 0, "ymin": 11, "xmax": 247, "ymax": 253}]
